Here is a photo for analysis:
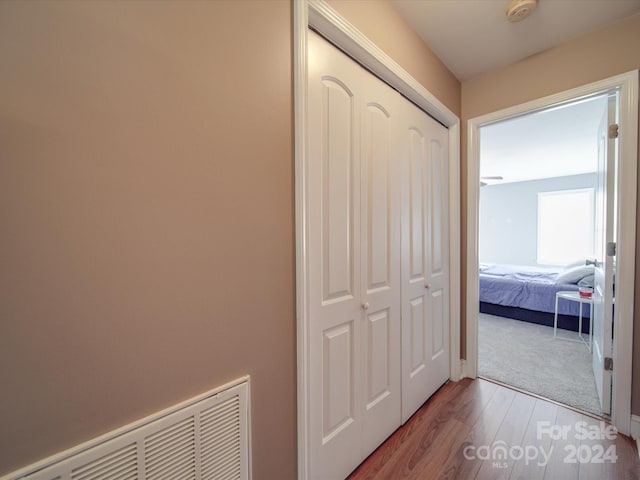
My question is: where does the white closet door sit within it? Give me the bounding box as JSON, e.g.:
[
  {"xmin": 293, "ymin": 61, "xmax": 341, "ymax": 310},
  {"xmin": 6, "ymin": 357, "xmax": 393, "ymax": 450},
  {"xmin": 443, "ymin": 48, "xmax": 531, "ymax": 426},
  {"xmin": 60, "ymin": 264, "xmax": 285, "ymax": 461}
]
[
  {"xmin": 359, "ymin": 63, "xmax": 401, "ymax": 458},
  {"xmin": 307, "ymin": 31, "xmax": 401, "ymax": 479},
  {"xmin": 400, "ymin": 101, "xmax": 450, "ymax": 423}
]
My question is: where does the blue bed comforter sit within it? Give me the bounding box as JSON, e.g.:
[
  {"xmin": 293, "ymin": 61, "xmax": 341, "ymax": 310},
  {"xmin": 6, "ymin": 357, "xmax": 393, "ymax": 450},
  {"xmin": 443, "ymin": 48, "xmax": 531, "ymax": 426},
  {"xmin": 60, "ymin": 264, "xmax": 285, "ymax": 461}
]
[{"xmin": 479, "ymin": 264, "xmax": 586, "ymax": 317}]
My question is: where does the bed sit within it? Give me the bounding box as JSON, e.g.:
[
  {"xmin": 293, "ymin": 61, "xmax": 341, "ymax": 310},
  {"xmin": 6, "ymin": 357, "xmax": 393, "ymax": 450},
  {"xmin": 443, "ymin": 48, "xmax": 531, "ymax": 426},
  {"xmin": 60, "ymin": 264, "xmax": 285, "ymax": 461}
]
[{"xmin": 479, "ymin": 263, "xmax": 594, "ymax": 333}]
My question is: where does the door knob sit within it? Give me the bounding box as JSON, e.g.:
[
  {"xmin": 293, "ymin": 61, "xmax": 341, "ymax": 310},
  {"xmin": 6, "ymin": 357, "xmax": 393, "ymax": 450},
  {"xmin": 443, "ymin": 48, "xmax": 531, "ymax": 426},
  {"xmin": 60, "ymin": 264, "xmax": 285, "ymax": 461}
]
[
  {"xmin": 362, "ymin": 302, "xmax": 369, "ymax": 310},
  {"xmin": 424, "ymin": 283, "xmax": 431, "ymax": 289},
  {"xmin": 585, "ymin": 259, "xmax": 598, "ymax": 266}
]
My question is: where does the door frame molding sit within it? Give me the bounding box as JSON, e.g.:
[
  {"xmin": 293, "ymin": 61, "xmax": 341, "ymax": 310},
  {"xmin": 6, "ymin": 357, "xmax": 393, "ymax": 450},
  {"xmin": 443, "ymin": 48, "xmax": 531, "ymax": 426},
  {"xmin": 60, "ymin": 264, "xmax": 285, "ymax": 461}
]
[
  {"xmin": 465, "ymin": 70, "xmax": 638, "ymax": 435},
  {"xmin": 294, "ymin": 1, "xmax": 461, "ymax": 477}
]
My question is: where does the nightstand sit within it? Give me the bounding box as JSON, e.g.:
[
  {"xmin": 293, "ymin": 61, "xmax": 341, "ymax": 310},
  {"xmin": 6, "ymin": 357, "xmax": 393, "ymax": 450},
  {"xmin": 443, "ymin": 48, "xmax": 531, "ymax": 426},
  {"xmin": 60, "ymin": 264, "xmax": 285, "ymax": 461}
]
[{"xmin": 553, "ymin": 291, "xmax": 593, "ymax": 351}]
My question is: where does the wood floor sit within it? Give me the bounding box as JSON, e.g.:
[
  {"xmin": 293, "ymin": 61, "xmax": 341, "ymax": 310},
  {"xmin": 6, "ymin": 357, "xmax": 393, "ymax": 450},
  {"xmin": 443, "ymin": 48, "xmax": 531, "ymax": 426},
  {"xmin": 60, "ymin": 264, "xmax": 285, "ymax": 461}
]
[{"xmin": 347, "ymin": 378, "xmax": 640, "ymax": 479}]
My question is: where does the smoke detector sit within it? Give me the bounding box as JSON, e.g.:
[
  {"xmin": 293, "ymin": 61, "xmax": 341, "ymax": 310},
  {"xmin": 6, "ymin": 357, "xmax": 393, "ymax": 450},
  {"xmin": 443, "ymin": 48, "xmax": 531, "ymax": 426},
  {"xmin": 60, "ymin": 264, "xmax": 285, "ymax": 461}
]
[{"xmin": 506, "ymin": 0, "xmax": 537, "ymax": 22}]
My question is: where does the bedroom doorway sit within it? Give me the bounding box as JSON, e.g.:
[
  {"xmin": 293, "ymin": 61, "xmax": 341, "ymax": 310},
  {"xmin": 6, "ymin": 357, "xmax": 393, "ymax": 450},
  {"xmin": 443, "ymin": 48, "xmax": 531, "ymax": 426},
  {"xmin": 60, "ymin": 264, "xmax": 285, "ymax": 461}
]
[
  {"xmin": 466, "ymin": 71, "xmax": 638, "ymax": 434},
  {"xmin": 476, "ymin": 93, "xmax": 609, "ymax": 416}
]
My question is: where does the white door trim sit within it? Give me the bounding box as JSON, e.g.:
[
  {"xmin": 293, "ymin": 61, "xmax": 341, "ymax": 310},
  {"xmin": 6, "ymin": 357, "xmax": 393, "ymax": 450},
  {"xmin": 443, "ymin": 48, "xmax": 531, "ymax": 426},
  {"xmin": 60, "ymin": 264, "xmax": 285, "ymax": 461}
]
[
  {"xmin": 294, "ymin": 1, "xmax": 461, "ymax": 478},
  {"xmin": 465, "ymin": 70, "xmax": 638, "ymax": 435}
]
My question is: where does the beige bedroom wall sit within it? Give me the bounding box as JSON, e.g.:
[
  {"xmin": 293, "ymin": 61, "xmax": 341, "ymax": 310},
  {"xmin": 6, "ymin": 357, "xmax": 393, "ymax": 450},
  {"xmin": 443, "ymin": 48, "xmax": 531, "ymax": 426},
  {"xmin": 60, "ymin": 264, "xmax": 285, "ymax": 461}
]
[
  {"xmin": 461, "ymin": 14, "xmax": 640, "ymax": 412},
  {"xmin": 0, "ymin": 1, "xmax": 296, "ymax": 477},
  {"xmin": 326, "ymin": 0, "xmax": 461, "ymax": 116}
]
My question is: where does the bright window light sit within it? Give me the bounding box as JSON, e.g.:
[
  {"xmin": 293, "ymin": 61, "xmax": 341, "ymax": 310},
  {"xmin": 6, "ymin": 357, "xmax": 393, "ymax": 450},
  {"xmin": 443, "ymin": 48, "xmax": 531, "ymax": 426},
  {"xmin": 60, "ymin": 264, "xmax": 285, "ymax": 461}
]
[{"xmin": 537, "ymin": 188, "xmax": 595, "ymax": 265}]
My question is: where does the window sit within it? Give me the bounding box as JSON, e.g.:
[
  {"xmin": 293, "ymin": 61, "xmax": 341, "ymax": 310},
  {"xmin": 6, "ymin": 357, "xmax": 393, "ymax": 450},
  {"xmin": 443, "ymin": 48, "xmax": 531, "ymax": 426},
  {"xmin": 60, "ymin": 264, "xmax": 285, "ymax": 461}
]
[{"xmin": 537, "ymin": 188, "xmax": 595, "ymax": 265}]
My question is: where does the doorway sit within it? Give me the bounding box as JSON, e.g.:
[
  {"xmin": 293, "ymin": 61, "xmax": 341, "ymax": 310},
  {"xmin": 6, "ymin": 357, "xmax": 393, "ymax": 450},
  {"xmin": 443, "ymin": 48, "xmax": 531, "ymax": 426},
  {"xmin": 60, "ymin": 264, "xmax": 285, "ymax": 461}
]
[
  {"xmin": 465, "ymin": 71, "xmax": 638, "ymax": 434},
  {"xmin": 476, "ymin": 93, "xmax": 609, "ymax": 415}
]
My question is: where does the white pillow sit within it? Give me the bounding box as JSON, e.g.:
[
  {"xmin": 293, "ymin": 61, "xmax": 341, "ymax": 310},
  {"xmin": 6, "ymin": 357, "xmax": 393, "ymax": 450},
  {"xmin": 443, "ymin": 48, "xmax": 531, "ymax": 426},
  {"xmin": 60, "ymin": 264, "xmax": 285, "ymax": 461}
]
[
  {"xmin": 578, "ymin": 275, "xmax": 595, "ymax": 288},
  {"xmin": 557, "ymin": 265, "xmax": 594, "ymax": 284}
]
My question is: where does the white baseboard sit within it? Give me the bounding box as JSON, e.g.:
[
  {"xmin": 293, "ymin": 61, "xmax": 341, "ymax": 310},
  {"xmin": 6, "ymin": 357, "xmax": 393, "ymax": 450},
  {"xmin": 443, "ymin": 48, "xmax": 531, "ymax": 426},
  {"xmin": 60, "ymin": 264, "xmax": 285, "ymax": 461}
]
[
  {"xmin": 631, "ymin": 414, "xmax": 640, "ymax": 438},
  {"xmin": 451, "ymin": 358, "xmax": 464, "ymax": 381},
  {"xmin": 631, "ymin": 415, "xmax": 640, "ymax": 460},
  {"xmin": 459, "ymin": 359, "xmax": 467, "ymax": 379}
]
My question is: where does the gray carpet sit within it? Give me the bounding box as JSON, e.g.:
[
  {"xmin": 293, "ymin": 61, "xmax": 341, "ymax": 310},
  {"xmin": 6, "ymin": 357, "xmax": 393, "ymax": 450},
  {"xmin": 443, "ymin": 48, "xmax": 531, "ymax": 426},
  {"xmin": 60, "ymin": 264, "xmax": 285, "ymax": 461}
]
[{"xmin": 478, "ymin": 312, "xmax": 601, "ymax": 415}]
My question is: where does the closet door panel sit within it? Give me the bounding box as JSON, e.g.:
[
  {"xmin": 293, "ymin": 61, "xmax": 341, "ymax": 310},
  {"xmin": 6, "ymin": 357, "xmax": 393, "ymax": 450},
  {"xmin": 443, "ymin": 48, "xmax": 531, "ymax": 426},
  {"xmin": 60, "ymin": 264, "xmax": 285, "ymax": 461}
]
[
  {"xmin": 364, "ymin": 104, "xmax": 391, "ymax": 292},
  {"xmin": 321, "ymin": 79, "xmax": 356, "ymax": 302},
  {"xmin": 401, "ymin": 122, "xmax": 431, "ymax": 422},
  {"xmin": 359, "ymin": 83, "xmax": 401, "ymax": 458},
  {"xmin": 409, "ymin": 129, "xmax": 426, "ymax": 281},
  {"xmin": 426, "ymin": 134, "xmax": 450, "ymax": 376},
  {"xmin": 409, "ymin": 296, "xmax": 426, "ymax": 376},
  {"xmin": 365, "ymin": 308, "xmax": 391, "ymax": 406},
  {"xmin": 430, "ymin": 289, "xmax": 445, "ymax": 356},
  {"xmin": 429, "ymin": 139, "xmax": 444, "ymax": 276},
  {"xmin": 308, "ymin": 31, "xmax": 363, "ymax": 480},
  {"xmin": 322, "ymin": 322, "xmax": 355, "ymax": 436},
  {"xmin": 401, "ymin": 103, "xmax": 450, "ymax": 423}
]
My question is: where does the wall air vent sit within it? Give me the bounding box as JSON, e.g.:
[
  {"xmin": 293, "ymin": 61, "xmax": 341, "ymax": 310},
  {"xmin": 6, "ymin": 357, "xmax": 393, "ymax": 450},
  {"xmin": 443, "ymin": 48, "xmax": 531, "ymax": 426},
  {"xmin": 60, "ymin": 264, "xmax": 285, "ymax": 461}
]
[{"xmin": 4, "ymin": 377, "xmax": 250, "ymax": 480}]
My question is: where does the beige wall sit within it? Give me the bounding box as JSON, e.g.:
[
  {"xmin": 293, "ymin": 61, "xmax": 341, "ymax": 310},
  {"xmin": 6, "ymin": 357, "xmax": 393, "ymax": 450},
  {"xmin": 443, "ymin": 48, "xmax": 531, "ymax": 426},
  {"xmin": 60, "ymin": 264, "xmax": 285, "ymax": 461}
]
[
  {"xmin": 461, "ymin": 14, "xmax": 640, "ymax": 412},
  {"xmin": 327, "ymin": 0, "xmax": 461, "ymax": 117},
  {"xmin": 0, "ymin": 0, "xmax": 460, "ymax": 477},
  {"xmin": 0, "ymin": 1, "xmax": 296, "ymax": 477}
]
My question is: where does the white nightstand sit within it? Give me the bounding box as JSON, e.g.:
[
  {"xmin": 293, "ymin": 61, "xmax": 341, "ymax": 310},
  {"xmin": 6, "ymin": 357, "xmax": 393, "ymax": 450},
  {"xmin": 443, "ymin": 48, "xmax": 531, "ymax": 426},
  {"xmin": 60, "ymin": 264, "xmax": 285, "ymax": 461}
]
[{"xmin": 553, "ymin": 291, "xmax": 593, "ymax": 351}]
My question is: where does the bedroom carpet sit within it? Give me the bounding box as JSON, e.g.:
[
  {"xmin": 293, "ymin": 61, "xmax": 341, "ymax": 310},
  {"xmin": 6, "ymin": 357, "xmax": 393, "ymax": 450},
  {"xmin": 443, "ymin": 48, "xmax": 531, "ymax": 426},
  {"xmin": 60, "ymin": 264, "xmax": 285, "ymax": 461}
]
[{"xmin": 478, "ymin": 312, "xmax": 601, "ymax": 416}]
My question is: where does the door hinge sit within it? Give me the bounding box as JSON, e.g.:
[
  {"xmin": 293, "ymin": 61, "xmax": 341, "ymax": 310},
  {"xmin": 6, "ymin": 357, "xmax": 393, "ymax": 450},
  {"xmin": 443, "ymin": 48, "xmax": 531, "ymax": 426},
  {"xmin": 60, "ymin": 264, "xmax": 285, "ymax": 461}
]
[
  {"xmin": 608, "ymin": 124, "xmax": 619, "ymax": 139},
  {"xmin": 604, "ymin": 357, "xmax": 613, "ymax": 371},
  {"xmin": 607, "ymin": 241, "xmax": 616, "ymax": 256}
]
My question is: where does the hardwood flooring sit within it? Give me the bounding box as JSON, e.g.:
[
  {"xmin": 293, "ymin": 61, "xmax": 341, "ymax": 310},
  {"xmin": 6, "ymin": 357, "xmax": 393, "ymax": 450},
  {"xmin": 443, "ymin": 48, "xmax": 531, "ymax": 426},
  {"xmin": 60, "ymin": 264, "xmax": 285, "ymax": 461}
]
[{"xmin": 347, "ymin": 378, "xmax": 640, "ymax": 479}]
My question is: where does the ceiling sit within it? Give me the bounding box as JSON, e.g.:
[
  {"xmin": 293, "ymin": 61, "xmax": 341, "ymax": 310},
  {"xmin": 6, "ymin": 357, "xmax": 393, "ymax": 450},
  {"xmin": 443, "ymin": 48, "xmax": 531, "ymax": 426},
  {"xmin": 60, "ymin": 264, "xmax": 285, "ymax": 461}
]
[
  {"xmin": 390, "ymin": 0, "xmax": 640, "ymax": 80},
  {"xmin": 479, "ymin": 94, "xmax": 608, "ymax": 184},
  {"xmin": 388, "ymin": 0, "xmax": 637, "ymax": 184}
]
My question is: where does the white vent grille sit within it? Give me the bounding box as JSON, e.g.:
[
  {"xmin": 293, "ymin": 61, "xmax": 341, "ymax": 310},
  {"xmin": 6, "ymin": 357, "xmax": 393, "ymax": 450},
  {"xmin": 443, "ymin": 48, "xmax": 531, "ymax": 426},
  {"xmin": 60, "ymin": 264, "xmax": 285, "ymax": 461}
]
[
  {"xmin": 10, "ymin": 378, "xmax": 250, "ymax": 480},
  {"xmin": 144, "ymin": 418, "xmax": 196, "ymax": 480},
  {"xmin": 71, "ymin": 444, "xmax": 137, "ymax": 480},
  {"xmin": 200, "ymin": 397, "xmax": 241, "ymax": 480}
]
